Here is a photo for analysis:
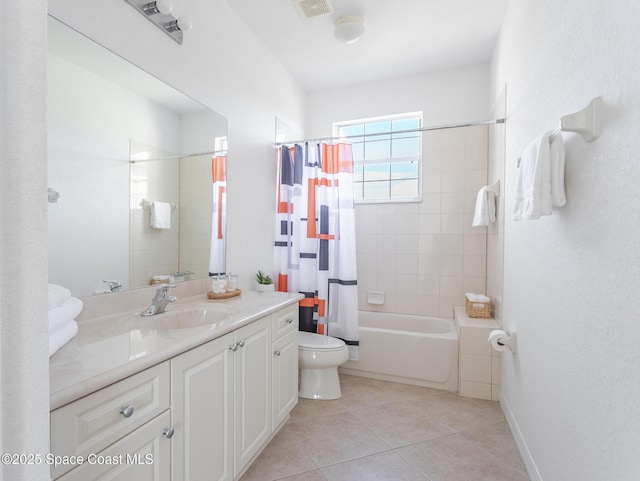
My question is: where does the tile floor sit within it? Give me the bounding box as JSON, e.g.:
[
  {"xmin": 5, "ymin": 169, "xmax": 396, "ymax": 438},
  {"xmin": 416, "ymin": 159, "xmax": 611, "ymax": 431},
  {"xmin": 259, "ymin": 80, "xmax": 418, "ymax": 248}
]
[{"xmin": 240, "ymin": 374, "xmax": 530, "ymax": 481}]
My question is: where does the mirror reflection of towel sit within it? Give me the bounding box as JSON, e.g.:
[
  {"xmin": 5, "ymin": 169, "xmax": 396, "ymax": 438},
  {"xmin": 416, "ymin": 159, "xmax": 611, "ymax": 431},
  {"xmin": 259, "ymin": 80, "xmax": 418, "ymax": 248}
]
[{"xmin": 150, "ymin": 201, "xmax": 171, "ymax": 229}]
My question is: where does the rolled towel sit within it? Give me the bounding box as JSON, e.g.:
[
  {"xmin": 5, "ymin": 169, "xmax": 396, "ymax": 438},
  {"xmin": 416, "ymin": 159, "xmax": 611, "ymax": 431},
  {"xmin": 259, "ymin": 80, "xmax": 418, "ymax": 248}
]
[
  {"xmin": 49, "ymin": 320, "xmax": 79, "ymax": 357},
  {"xmin": 465, "ymin": 293, "xmax": 490, "ymax": 303},
  {"xmin": 48, "ymin": 283, "xmax": 71, "ymax": 310},
  {"xmin": 49, "ymin": 297, "xmax": 84, "ymax": 333}
]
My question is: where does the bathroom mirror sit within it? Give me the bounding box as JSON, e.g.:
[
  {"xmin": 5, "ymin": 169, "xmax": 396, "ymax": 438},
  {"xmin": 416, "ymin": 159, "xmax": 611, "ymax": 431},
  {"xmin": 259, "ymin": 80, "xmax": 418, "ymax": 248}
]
[{"xmin": 47, "ymin": 16, "xmax": 227, "ymax": 297}]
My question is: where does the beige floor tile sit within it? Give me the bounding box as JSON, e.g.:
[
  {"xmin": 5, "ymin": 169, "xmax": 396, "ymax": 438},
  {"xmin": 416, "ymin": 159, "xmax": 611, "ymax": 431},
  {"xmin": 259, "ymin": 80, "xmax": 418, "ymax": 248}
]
[
  {"xmin": 320, "ymin": 451, "xmax": 430, "ymax": 481},
  {"xmin": 460, "ymin": 419, "xmax": 528, "ymax": 473},
  {"xmin": 397, "ymin": 434, "xmax": 529, "ymax": 481},
  {"xmin": 403, "ymin": 391, "xmax": 506, "ymax": 432},
  {"xmin": 338, "ymin": 376, "xmax": 444, "ymax": 410},
  {"xmin": 350, "ymin": 400, "xmax": 454, "ymax": 448},
  {"xmin": 288, "ymin": 412, "xmax": 391, "ymax": 467},
  {"xmin": 240, "ymin": 426, "xmax": 317, "ymax": 481},
  {"xmin": 277, "ymin": 470, "xmax": 328, "ymax": 481},
  {"xmin": 288, "ymin": 397, "xmax": 348, "ymax": 424}
]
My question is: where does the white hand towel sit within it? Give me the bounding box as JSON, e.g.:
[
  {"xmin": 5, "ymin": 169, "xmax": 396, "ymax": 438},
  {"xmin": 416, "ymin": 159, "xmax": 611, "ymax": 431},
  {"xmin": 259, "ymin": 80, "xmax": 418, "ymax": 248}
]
[
  {"xmin": 49, "ymin": 320, "xmax": 79, "ymax": 357},
  {"xmin": 472, "ymin": 186, "xmax": 496, "ymax": 226},
  {"xmin": 48, "ymin": 283, "xmax": 71, "ymax": 310},
  {"xmin": 150, "ymin": 201, "xmax": 171, "ymax": 229},
  {"xmin": 513, "ymin": 131, "xmax": 553, "ymax": 220},
  {"xmin": 550, "ymin": 134, "xmax": 566, "ymax": 207},
  {"xmin": 49, "ymin": 296, "xmax": 83, "ymax": 333}
]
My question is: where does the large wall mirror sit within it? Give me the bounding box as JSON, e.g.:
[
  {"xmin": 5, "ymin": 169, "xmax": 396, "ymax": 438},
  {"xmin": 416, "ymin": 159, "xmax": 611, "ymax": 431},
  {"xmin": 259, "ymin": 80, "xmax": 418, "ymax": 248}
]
[{"xmin": 47, "ymin": 16, "xmax": 227, "ymax": 298}]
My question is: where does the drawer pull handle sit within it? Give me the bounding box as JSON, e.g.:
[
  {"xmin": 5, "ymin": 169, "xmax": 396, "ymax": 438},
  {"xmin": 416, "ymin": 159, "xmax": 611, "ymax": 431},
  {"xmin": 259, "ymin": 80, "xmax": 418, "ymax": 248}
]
[
  {"xmin": 274, "ymin": 350, "xmax": 281, "ymax": 356},
  {"xmin": 286, "ymin": 318, "xmax": 293, "ymax": 324},
  {"xmin": 237, "ymin": 339, "xmax": 245, "ymax": 348},
  {"xmin": 163, "ymin": 427, "xmax": 175, "ymax": 439},
  {"xmin": 229, "ymin": 343, "xmax": 238, "ymax": 351},
  {"xmin": 120, "ymin": 405, "xmax": 134, "ymax": 418}
]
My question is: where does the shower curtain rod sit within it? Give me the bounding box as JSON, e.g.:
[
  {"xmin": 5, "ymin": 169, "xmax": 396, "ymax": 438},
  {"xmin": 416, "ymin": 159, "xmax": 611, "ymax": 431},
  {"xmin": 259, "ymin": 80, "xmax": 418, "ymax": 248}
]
[
  {"xmin": 129, "ymin": 149, "xmax": 227, "ymax": 163},
  {"xmin": 273, "ymin": 118, "xmax": 505, "ymax": 147}
]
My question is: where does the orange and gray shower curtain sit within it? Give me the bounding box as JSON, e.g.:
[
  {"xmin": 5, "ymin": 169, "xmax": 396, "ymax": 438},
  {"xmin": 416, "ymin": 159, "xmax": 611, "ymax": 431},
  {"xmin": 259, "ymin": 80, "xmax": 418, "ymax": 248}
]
[
  {"xmin": 274, "ymin": 142, "xmax": 359, "ymax": 360},
  {"xmin": 209, "ymin": 155, "xmax": 226, "ymax": 276}
]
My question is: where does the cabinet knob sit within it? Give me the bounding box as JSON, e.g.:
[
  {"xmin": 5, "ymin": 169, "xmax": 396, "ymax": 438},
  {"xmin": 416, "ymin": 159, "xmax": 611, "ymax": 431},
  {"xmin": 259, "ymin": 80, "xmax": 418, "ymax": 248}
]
[
  {"xmin": 120, "ymin": 405, "xmax": 134, "ymax": 418},
  {"xmin": 286, "ymin": 318, "xmax": 293, "ymax": 324},
  {"xmin": 163, "ymin": 426, "xmax": 175, "ymax": 439},
  {"xmin": 274, "ymin": 350, "xmax": 281, "ymax": 356},
  {"xmin": 237, "ymin": 339, "xmax": 245, "ymax": 348},
  {"xmin": 229, "ymin": 343, "xmax": 238, "ymax": 351}
]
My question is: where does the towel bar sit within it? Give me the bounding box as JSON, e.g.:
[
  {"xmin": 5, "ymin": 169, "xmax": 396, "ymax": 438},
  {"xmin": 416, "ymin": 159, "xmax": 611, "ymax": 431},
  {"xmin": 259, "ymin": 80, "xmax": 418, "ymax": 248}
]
[{"xmin": 140, "ymin": 199, "xmax": 178, "ymax": 211}]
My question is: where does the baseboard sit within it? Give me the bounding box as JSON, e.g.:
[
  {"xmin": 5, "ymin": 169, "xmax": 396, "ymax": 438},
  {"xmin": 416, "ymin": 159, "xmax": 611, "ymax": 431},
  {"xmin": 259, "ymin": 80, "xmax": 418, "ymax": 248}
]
[{"xmin": 500, "ymin": 395, "xmax": 543, "ymax": 481}]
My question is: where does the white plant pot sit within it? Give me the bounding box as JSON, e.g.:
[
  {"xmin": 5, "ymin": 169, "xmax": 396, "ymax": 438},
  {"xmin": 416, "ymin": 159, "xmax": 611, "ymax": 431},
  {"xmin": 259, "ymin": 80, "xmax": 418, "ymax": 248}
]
[{"xmin": 256, "ymin": 283, "xmax": 275, "ymax": 292}]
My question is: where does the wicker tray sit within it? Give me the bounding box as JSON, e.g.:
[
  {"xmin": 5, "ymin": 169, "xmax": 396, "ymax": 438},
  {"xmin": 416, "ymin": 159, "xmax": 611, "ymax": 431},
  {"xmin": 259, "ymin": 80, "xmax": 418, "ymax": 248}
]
[
  {"xmin": 465, "ymin": 297, "xmax": 491, "ymax": 318},
  {"xmin": 207, "ymin": 289, "xmax": 242, "ymax": 300}
]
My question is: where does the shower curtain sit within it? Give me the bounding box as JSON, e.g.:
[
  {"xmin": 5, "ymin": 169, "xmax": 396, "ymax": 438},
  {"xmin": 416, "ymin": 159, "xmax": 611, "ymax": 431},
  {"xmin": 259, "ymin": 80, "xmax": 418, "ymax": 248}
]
[
  {"xmin": 209, "ymin": 155, "xmax": 226, "ymax": 276},
  {"xmin": 273, "ymin": 142, "xmax": 359, "ymax": 360}
]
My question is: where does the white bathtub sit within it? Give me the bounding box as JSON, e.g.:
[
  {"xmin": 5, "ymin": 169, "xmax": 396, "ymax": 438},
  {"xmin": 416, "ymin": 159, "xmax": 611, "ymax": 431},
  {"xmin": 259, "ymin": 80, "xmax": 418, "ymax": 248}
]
[{"xmin": 339, "ymin": 311, "xmax": 459, "ymax": 391}]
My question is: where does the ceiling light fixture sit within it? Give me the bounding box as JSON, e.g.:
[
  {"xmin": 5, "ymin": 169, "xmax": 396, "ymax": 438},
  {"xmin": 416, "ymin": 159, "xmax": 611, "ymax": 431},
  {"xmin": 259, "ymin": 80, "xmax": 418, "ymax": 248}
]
[{"xmin": 334, "ymin": 15, "xmax": 365, "ymax": 44}]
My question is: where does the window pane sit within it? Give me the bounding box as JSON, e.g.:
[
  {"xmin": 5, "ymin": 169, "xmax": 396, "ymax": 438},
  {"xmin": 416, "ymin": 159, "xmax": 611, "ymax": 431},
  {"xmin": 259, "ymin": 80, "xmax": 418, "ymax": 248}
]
[
  {"xmin": 354, "ymin": 181, "xmax": 364, "ymax": 201},
  {"xmin": 392, "ymin": 136, "xmax": 420, "ymax": 158},
  {"xmin": 390, "ymin": 179, "xmax": 419, "ymax": 198},
  {"xmin": 365, "ymin": 121, "xmax": 391, "ymax": 142},
  {"xmin": 353, "ymin": 163, "xmax": 364, "ymax": 182},
  {"xmin": 363, "ymin": 163, "xmax": 389, "ymax": 181},
  {"xmin": 365, "ymin": 139, "xmax": 391, "ymax": 160},
  {"xmin": 351, "ymin": 141, "xmax": 365, "ymax": 162},
  {"xmin": 338, "ymin": 124, "xmax": 364, "ymax": 138},
  {"xmin": 391, "ymin": 161, "xmax": 419, "ymax": 180},
  {"xmin": 363, "ymin": 181, "xmax": 390, "ymax": 200},
  {"xmin": 392, "ymin": 118, "xmax": 420, "ymax": 137}
]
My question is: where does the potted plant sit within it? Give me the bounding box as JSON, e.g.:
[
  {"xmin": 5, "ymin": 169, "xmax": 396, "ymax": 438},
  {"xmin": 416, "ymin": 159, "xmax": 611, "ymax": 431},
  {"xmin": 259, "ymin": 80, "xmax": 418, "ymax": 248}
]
[{"xmin": 255, "ymin": 271, "xmax": 275, "ymax": 292}]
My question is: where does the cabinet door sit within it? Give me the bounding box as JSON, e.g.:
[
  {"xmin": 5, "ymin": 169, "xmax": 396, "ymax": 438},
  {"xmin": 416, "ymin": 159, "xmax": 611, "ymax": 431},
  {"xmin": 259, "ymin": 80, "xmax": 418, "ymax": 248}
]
[
  {"xmin": 58, "ymin": 411, "xmax": 171, "ymax": 481},
  {"xmin": 171, "ymin": 333, "xmax": 234, "ymax": 481},
  {"xmin": 272, "ymin": 328, "xmax": 299, "ymax": 428},
  {"xmin": 233, "ymin": 316, "xmax": 271, "ymax": 476}
]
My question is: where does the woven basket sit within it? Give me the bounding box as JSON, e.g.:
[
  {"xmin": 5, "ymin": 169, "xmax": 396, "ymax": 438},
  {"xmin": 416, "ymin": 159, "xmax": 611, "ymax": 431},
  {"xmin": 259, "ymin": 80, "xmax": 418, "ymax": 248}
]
[{"xmin": 465, "ymin": 298, "xmax": 491, "ymax": 318}]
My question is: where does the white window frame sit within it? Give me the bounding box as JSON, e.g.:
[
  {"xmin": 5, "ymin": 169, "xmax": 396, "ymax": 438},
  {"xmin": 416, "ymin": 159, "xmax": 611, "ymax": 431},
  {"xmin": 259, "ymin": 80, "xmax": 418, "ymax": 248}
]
[{"xmin": 333, "ymin": 112, "xmax": 423, "ymax": 204}]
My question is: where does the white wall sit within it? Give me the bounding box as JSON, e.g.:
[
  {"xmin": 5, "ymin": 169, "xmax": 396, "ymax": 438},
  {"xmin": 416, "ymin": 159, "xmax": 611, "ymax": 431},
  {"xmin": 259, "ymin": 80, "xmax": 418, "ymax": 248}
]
[
  {"xmin": 491, "ymin": 1, "xmax": 640, "ymax": 480},
  {"xmin": 307, "ymin": 66, "xmax": 492, "ymax": 317},
  {"xmin": 48, "ymin": 0, "xmax": 307, "ymax": 291},
  {"xmin": 307, "ymin": 64, "xmax": 490, "ymax": 138}
]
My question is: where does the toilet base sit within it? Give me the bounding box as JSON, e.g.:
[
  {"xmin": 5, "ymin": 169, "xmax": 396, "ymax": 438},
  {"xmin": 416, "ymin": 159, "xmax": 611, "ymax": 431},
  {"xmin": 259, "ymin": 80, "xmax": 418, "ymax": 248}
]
[{"xmin": 299, "ymin": 367, "xmax": 343, "ymax": 400}]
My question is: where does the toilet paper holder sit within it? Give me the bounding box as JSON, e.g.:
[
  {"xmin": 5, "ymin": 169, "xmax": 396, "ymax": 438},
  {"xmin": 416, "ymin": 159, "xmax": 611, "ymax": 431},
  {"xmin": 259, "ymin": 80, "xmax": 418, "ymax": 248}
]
[{"xmin": 488, "ymin": 329, "xmax": 517, "ymax": 354}]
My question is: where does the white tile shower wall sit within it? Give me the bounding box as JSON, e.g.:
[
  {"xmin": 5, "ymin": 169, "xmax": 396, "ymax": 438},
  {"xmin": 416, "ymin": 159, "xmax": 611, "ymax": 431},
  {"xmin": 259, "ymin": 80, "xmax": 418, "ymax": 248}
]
[{"xmin": 356, "ymin": 125, "xmax": 488, "ymax": 317}]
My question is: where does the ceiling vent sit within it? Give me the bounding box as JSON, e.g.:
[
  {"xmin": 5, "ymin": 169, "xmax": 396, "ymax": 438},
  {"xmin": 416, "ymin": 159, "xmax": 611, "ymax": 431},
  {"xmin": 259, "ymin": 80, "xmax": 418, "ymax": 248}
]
[{"xmin": 293, "ymin": 0, "xmax": 334, "ymax": 19}]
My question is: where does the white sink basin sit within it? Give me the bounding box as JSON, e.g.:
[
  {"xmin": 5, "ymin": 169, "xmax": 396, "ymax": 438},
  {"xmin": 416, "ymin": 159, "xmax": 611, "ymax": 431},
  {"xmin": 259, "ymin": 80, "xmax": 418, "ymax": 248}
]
[{"xmin": 120, "ymin": 303, "xmax": 238, "ymax": 331}]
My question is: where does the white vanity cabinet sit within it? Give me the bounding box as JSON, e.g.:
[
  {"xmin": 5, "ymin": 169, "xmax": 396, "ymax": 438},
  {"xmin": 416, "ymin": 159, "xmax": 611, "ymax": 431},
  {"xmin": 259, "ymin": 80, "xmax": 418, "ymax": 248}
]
[
  {"xmin": 50, "ymin": 362, "xmax": 171, "ymax": 480},
  {"xmin": 271, "ymin": 305, "xmax": 299, "ymax": 428},
  {"xmin": 51, "ymin": 302, "xmax": 299, "ymax": 481}
]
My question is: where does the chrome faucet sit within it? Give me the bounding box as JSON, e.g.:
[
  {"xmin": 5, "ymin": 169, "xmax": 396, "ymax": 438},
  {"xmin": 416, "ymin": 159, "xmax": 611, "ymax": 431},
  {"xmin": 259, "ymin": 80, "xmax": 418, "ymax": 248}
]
[
  {"xmin": 141, "ymin": 285, "xmax": 177, "ymax": 316},
  {"xmin": 103, "ymin": 280, "xmax": 123, "ymax": 292}
]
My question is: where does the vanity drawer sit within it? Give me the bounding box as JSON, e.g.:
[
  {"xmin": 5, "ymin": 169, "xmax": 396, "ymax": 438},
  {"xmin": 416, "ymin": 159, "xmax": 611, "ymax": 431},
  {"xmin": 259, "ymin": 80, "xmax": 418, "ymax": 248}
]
[
  {"xmin": 50, "ymin": 362, "xmax": 170, "ymax": 478},
  {"xmin": 272, "ymin": 305, "xmax": 298, "ymax": 341}
]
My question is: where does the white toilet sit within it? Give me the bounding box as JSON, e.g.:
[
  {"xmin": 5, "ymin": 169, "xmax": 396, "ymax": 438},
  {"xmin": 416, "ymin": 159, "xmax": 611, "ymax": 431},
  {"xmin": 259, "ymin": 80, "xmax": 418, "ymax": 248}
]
[{"xmin": 298, "ymin": 331, "xmax": 349, "ymax": 400}]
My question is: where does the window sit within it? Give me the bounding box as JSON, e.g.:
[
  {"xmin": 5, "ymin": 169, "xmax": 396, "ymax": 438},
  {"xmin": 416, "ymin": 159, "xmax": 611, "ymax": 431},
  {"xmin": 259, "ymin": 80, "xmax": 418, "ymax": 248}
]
[{"xmin": 333, "ymin": 112, "xmax": 422, "ymax": 203}]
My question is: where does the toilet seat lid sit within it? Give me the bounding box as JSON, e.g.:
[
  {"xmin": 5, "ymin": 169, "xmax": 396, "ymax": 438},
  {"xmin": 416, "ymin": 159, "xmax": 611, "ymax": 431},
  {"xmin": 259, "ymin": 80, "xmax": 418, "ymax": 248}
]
[{"xmin": 298, "ymin": 331, "xmax": 346, "ymax": 351}]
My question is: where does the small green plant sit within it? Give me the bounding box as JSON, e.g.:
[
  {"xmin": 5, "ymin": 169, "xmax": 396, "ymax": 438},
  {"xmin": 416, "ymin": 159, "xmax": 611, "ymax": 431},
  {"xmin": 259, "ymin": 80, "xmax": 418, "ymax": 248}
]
[{"xmin": 255, "ymin": 271, "xmax": 273, "ymax": 285}]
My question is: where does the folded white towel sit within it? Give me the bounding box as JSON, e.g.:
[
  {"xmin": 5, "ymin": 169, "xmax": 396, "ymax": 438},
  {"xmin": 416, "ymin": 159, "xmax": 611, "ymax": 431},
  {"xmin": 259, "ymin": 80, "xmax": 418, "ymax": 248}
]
[
  {"xmin": 49, "ymin": 296, "xmax": 83, "ymax": 333},
  {"xmin": 550, "ymin": 134, "xmax": 566, "ymax": 207},
  {"xmin": 513, "ymin": 131, "xmax": 553, "ymax": 220},
  {"xmin": 150, "ymin": 201, "xmax": 171, "ymax": 229},
  {"xmin": 472, "ymin": 186, "xmax": 496, "ymax": 226},
  {"xmin": 48, "ymin": 283, "xmax": 71, "ymax": 310},
  {"xmin": 49, "ymin": 320, "xmax": 78, "ymax": 357},
  {"xmin": 465, "ymin": 293, "xmax": 490, "ymax": 303}
]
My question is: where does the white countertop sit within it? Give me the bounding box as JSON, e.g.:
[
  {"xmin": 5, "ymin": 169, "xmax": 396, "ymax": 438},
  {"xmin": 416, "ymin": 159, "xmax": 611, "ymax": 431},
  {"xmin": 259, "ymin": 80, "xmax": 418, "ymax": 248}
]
[{"xmin": 49, "ymin": 291, "xmax": 303, "ymax": 410}]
